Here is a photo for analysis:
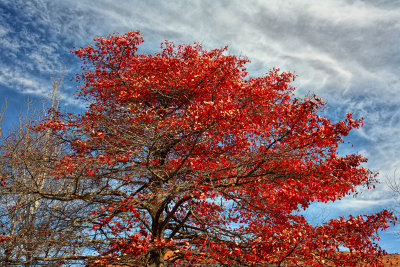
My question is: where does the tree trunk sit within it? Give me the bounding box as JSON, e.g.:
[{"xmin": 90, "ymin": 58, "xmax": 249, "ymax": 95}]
[{"xmin": 147, "ymin": 249, "xmax": 164, "ymax": 267}]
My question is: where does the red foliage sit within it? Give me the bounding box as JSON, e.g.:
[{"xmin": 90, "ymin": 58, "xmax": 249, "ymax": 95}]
[{"xmin": 35, "ymin": 31, "xmax": 394, "ymax": 266}]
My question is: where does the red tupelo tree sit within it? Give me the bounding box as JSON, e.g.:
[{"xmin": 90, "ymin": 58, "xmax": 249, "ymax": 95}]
[{"xmin": 27, "ymin": 31, "xmax": 395, "ymax": 266}]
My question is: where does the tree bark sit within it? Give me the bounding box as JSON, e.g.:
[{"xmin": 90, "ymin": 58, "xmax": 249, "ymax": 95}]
[{"xmin": 147, "ymin": 249, "xmax": 164, "ymax": 267}]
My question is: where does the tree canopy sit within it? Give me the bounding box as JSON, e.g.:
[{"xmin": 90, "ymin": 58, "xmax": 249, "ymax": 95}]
[{"xmin": 0, "ymin": 31, "xmax": 395, "ymax": 266}]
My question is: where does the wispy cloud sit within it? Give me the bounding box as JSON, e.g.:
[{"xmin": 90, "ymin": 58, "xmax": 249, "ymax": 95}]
[{"xmin": 5, "ymin": 0, "xmax": 398, "ymax": 100}]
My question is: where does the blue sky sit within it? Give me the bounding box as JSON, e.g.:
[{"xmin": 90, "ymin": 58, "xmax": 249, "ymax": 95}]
[{"xmin": 1, "ymin": 0, "xmax": 400, "ymax": 253}]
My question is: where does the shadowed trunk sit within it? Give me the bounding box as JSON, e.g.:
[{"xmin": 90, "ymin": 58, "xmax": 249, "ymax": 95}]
[{"xmin": 147, "ymin": 249, "xmax": 164, "ymax": 267}]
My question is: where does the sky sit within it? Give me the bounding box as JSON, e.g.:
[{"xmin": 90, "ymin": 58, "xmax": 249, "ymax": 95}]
[{"xmin": 1, "ymin": 0, "xmax": 400, "ymax": 253}]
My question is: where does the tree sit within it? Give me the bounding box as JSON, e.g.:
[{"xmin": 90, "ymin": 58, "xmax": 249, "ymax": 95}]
[
  {"xmin": 0, "ymin": 78, "xmax": 99, "ymax": 266},
  {"xmin": 1, "ymin": 31, "xmax": 396, "ymax": 266},
  {"xmin": 387, "ymin": 173, "xmax": 400, "ymax": 236}
]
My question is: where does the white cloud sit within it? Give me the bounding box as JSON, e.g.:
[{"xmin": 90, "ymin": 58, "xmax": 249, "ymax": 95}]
[
  {"xmin": 324, "ymin": 197, "xmax": 393, "ymax": 212},
  {"xmin": 16, "ymin": 0, "xmax": 397, "ymax": 103},
  {"xmin": 0, "ymin": 67, "xmax": 42, "ymax": 93},
  {"xmin": 0, "ymin": 24, "xmax": 9, "ymax": 37},
  {"xmin": 305, "ymin": 0, "xmax": 400, "ymax": 26},
  {"xmin": 0, "ymin": 66, "xmax": 77, "ymax": 106}
]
